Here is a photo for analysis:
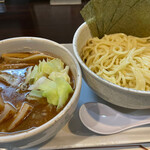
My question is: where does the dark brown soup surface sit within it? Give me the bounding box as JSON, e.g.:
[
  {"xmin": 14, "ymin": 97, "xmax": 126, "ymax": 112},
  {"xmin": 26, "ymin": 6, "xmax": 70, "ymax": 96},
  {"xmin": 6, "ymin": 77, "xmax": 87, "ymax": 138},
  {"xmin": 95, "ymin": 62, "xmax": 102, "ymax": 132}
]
[{"xmin": 0, "ymin": 52, "xmax": 74, "ymax": 134}]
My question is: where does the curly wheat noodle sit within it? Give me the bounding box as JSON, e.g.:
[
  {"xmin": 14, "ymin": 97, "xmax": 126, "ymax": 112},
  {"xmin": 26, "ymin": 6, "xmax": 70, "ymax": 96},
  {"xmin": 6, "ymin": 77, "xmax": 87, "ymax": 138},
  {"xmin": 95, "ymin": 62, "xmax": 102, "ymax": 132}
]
[{"xmin": 81, "ymin": 33, "xmax": 150, "ymax": 91}]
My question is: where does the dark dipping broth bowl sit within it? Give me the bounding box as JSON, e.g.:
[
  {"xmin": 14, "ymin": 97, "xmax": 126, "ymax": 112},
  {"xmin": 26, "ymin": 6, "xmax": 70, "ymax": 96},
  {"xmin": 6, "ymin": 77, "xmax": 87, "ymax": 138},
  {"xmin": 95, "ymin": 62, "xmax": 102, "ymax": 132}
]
[
  {"xmin": 73, "ymin": 22, "xmax": 150, "ymax": 109},
  {"xmin": 0, "ymin": 37, "xmax": 82, "ymax": 148}
]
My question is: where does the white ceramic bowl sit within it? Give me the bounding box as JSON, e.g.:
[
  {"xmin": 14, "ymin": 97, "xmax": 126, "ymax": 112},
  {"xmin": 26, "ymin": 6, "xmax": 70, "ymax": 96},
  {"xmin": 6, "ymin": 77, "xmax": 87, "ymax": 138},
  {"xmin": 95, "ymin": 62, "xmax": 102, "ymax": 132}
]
[
  {"xmin": 0, "ymin": 37, "xmax": 82, "ymax": 148},
  {"xmin": 73, "ymin": 22, "xmax": 150, "ymax": 109}
]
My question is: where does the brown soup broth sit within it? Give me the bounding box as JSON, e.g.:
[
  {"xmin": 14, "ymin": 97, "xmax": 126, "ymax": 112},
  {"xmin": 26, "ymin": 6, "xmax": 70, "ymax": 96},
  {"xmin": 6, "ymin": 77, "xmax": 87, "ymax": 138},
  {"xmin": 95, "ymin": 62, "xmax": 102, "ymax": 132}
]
[{"xmin": 0, "ymin": 52, "xmax": 75, "ymax": 134}]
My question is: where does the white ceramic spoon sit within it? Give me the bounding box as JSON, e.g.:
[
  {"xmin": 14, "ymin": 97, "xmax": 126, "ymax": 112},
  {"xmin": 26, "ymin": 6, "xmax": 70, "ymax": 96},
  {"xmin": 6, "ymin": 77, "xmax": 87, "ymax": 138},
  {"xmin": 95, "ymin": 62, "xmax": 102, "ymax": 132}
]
[{"xmin": 79, "ymin": 102, "xmax": 150, "ymax": 135}]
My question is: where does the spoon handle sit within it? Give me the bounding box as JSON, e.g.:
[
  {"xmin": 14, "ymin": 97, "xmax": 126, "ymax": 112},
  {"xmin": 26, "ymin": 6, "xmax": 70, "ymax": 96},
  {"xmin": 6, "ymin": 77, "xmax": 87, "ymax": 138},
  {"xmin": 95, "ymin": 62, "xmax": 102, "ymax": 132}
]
[{"xmin": 124, "ymin": 119, "xmax": 150, "ymax": 130}]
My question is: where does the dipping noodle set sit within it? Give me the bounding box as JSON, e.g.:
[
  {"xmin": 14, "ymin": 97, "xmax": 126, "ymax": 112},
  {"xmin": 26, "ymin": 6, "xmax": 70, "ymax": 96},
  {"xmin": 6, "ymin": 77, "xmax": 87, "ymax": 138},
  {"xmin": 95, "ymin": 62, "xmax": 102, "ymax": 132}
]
[{"xmin": 1, "ymin": 0, "xmax": 150, "ymax": 148}]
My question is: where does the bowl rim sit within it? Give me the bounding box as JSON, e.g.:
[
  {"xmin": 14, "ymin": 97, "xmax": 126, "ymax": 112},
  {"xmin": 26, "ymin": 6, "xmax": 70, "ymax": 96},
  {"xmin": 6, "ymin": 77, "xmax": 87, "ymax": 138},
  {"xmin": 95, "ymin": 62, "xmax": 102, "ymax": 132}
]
[
  {"xmin": 0, "ymin": 36, "xmax": 82, "ymax": 143},
  {"xmin": 73, "ymin": 22, "xmax": 150, "ymax": 95}
]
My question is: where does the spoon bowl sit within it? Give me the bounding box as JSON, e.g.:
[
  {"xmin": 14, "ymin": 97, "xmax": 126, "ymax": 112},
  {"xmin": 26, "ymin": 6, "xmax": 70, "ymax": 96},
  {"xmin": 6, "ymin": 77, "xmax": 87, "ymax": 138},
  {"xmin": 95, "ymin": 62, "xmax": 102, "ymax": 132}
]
[{"xmin": 79, "ymin": 102, "xmax": 150, "ymax": 135}]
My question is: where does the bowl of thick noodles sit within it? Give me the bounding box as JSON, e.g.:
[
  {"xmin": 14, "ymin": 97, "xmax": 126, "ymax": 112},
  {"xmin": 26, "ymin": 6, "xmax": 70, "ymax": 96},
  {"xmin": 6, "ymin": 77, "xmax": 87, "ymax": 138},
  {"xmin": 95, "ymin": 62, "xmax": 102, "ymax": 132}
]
[
  {"xmin": 0, "ymin": 37, "xmax": 82, "ymax": 148},
  {"xmin": 73, "ymin": 22, "xmax": 150, "ymax": 109}
]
